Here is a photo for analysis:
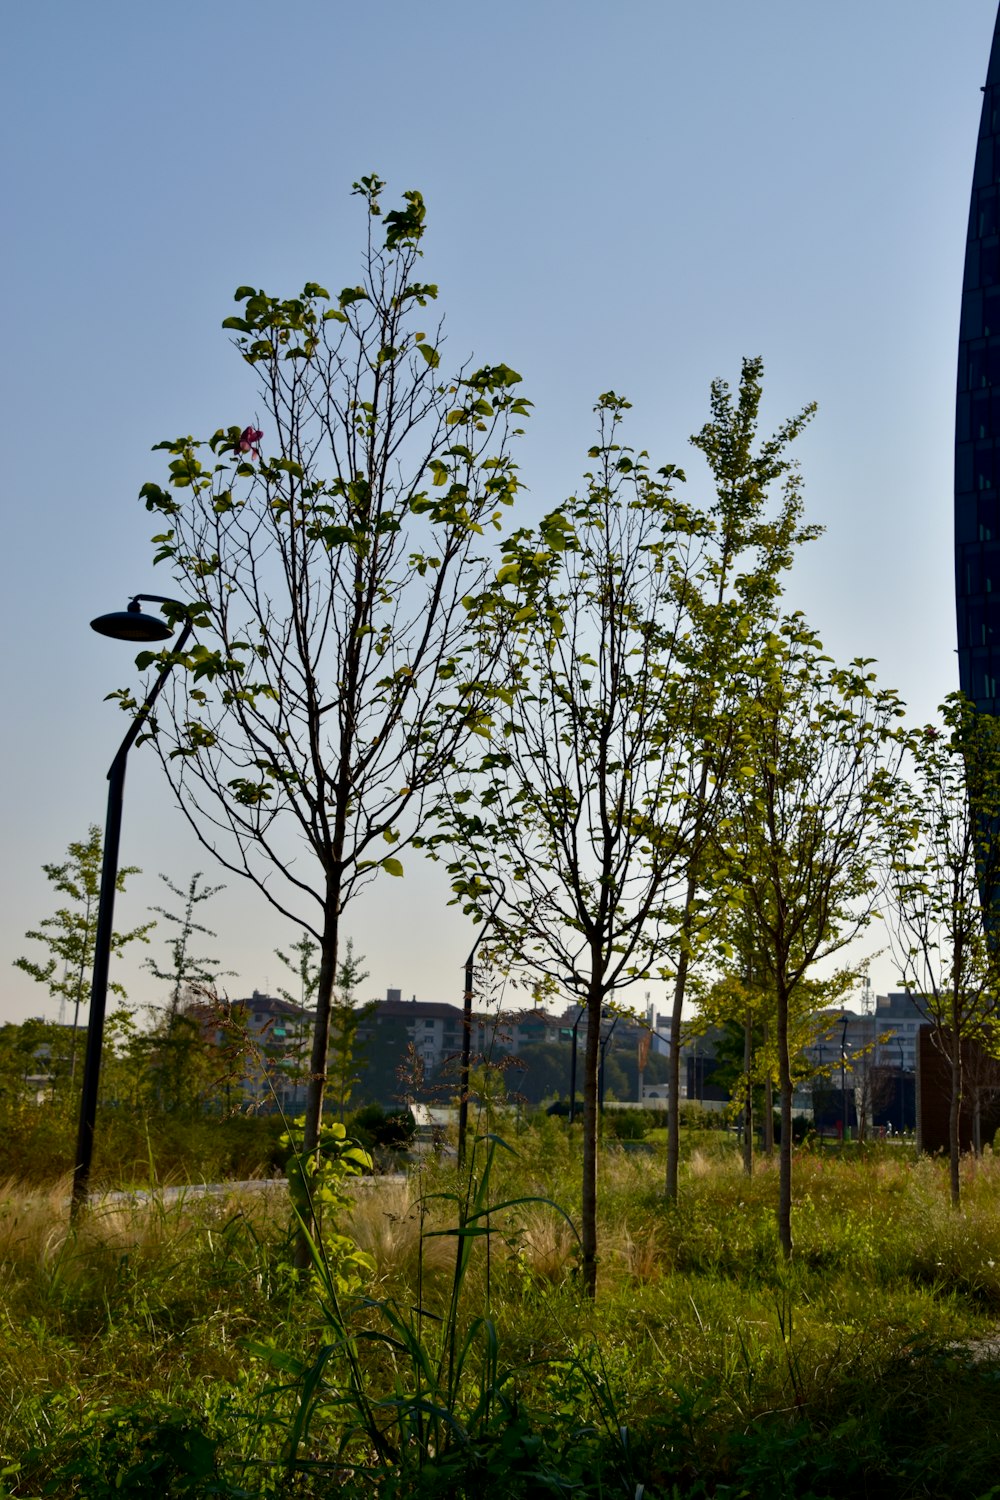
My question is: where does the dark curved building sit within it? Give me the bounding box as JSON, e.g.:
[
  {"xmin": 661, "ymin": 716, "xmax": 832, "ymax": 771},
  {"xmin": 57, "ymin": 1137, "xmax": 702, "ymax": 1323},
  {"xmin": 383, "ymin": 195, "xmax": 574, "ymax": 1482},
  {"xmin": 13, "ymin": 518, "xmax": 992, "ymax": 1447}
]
[{"xmin": 957, "ymin": 8, "xmax": 1000, "ymax": 712}]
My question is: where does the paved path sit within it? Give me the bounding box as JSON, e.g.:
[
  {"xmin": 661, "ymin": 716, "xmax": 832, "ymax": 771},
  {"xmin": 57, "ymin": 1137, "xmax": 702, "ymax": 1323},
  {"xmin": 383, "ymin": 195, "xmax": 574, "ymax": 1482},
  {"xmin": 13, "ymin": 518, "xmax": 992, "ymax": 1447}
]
[{"xmin": 89, "ymin": 1175, "xmax": 406, "ymax": 1208}]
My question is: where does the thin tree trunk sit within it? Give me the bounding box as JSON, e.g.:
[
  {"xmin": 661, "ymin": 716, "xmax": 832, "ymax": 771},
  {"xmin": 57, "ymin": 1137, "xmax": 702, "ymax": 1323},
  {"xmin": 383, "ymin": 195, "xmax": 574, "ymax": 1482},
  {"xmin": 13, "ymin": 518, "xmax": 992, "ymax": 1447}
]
[
  {"xmin": 294, "ymin": 896, "xmax": 340, "ymax": 1270},
  {"xmin": 973, "ymin": 1090, "xmax": 982, "ymax": 1158},
  {"xmin": 776, "ymin": 982, "xmax": 793, "ymax": 1258},
  {"xmin": 666, "ymin": 893, "xmax": 695, "ymax": 1202},
  {"xmin": 664, "ymin": 530, "xmax": 739, "ymax": 1200},
  {"xmin": 743, "ymin": 1011, "xmax": 754, "ymax": 1177},
  {"xmin": 580, "ymin": 982, "xmax": 603, "ymax": 1298},
  {"xmin": 949, "ymin": 1034, "xmax": 962, "ymax": 1210}
]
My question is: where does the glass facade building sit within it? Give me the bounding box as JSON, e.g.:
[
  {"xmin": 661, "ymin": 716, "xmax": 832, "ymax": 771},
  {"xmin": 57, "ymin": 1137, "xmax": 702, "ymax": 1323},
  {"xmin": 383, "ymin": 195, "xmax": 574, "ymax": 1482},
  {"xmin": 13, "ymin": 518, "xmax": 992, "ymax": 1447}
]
[{"xmin": 958, "ymin": 9, "xmax": 1000, "ymax": 713}]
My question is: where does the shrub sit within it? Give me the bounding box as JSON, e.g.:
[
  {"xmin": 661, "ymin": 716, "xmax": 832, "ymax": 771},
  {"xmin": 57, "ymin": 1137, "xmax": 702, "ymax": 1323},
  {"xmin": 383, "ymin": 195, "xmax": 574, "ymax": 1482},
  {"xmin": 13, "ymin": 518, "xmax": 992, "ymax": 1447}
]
[
  {"xmin": 346, "ymin": 1103, "xmax": 415, "ymax": 1153},
  {"xmin": 604, "ymin": 1108, "xmax": 652, "ymax": 1140}
]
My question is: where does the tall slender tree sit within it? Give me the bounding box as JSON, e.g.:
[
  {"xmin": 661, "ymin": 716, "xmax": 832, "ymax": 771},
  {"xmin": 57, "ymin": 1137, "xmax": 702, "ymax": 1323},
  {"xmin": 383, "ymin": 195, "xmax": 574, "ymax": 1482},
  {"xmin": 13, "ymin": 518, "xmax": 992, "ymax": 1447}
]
[
  {"xmin": 14, "ymin": 827, "xmax": 152, "ymax": 1080},
  {"xmin": 661, "ymin": 359, "xmax": 818, "ymax": 1202},
  {"xmin": 437, "ymin": 393, "xmax": 705, "ymax": 1296},
  {"xmin": 722, "ymin": 616, "xmax": 905, "ymax": 1256},
  {"xmin": 131, "ymin": 177, "xmax": 528, "ymax": 1253},
  {"xmin": 886, "ymin": 695, "xmax": 1000, "ymax": 1205}
]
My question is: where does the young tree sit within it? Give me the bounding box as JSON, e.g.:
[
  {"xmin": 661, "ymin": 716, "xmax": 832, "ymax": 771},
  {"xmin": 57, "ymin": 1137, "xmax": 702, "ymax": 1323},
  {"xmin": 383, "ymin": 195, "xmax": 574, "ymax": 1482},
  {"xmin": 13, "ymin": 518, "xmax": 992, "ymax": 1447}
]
[
  {"xmin": 695, "ymin": 923, "xmax": 859, "ymax": 1172},
  {"xmin": 662, "ymin": 360, "xmax": 819, "ymax": 1202},
  {"xmin": 274, "ymin": 929, "xmax": 321, "ymax": 1104},
  {"xmin": 131, "ymin": 176, "xmax": 528, "ymax": 1250},
  {"xmin": 886, "ymin": 695, "xmax": 1000, "ymax": 1204},
  {"xmin": 142, "ymin": 872, "xmax": 232, "ymax": 1114},
  {"xmin": 146, "ymin": 872, "xmax": 230, "ymax": 1019},
  {"xmin": 438, "ymin": 394, "xmax": 705, "ymax": 1296},
  {"xmin": 328, "ymin": 939, "xmax": 372, "ymax": 1121},
  {"xmin": 693, "ymin": 975, "xmax": 770, "ymax": 1176},
  {"xmin": 275, "ymin": 930, "xmax": 321, "ymax": 1011},
  {"xmin": 13, "ymin": 827, "xmax": 152, "ymax": 1079},
  {"xmin": 722, "ymin": 616, "xmax": 905, "ymax": 1256},
  {"xmin": 850, "ymin": 1049, "xmax": 896, "ymax": 1143}
]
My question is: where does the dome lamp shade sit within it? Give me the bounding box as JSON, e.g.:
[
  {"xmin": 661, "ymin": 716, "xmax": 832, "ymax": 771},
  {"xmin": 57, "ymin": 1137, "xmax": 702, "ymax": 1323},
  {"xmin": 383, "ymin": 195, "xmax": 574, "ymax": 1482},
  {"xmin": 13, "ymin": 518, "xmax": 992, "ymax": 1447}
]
[{"xmin": 90, "ymin": 599, "xmax": 174, "ymax": 643}]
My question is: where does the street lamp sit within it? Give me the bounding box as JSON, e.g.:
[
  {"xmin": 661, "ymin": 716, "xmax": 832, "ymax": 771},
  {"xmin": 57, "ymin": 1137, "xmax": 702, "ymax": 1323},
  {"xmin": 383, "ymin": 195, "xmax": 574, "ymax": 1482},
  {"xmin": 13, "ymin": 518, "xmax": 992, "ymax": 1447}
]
[
  {"xmin": 71, "ymin": 596, "xmax": 193, "ymax": 1218},
  {"xmin": 840, "ymin": 1013, "xmax": 850, "ymax": 1145},
  {"xmin": 457, "ymin": 900, "xmax": 501, "ymax": 1169},
  {"xmin": 568, "ymin": 1004, "xmax": 586, "ymax": 1124}
]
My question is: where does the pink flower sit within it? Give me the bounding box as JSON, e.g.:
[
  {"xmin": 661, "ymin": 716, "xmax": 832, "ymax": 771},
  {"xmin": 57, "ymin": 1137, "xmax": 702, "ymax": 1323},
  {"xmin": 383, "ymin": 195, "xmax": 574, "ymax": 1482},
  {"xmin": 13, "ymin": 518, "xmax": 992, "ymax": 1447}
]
[{"xmin": 235, "ymin": 426, "xmax": 263, "ymax": 461}]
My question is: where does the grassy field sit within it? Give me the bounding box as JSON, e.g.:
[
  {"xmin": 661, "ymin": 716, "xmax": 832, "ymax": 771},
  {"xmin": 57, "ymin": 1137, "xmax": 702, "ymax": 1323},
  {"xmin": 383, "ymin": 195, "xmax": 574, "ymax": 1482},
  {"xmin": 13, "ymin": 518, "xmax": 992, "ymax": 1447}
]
[{"xmin": 2, "ymin": 1125, "xmax": 1000, "ymax": 1497}]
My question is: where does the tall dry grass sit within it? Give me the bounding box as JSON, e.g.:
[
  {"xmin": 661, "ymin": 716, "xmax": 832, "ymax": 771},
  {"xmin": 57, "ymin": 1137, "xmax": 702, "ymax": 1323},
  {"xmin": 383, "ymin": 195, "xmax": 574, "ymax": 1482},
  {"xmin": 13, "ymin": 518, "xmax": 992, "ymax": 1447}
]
[{"xmin": 5, "ymin": 1133, "xmax": 1000, "ymax": 1497}]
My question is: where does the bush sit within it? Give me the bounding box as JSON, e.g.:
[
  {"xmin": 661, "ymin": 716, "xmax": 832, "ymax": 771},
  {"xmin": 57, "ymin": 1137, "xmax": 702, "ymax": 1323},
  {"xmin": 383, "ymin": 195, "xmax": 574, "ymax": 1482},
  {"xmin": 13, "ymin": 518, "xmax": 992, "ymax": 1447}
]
[
  {"xmin": 346, "ymin": 1103, "xmax": 415, "ymax": 1153},
  {"xmin": 604, "ymin": 1108, "xmax": 652, "ymax": 1140},
  {"xmin": 0, "ymin": 1105, "xmax": 288, "ymax": 1188}
]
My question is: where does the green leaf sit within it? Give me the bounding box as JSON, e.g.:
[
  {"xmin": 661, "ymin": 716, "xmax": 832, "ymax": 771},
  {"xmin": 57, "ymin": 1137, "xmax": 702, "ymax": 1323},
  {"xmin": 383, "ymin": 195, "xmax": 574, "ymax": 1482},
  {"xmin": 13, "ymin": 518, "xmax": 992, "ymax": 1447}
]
[
  {"xmin": 381, "ymin": 857, "xmax": 404, "ymax": 878},
  {"xmin": 416, "ymin": 342, "xmax": 440, "ymax": 369},
  {"xmin": 222, "ymin": 316, "xmax": 251, "ymax": 332}
]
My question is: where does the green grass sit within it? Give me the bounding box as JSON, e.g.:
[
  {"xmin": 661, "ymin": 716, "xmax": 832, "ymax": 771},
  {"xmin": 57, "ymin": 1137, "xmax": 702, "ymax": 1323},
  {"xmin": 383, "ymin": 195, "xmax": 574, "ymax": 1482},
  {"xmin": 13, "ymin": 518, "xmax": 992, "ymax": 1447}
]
[{"xmin": 2, "ymin": 1131, "xmax": 1000, "ymax": 1496}]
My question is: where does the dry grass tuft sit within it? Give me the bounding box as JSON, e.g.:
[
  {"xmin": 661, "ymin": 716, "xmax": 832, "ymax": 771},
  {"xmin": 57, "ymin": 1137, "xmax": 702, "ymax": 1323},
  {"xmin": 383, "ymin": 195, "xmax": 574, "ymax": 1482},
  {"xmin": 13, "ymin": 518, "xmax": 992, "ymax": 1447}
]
[
  {"xmin": 0, "ymin": 1176, "xmax": 72, "ymax": 1268},
  {"xmin": 344, "ymin": 1178, "xmax": 454, "ymax": 1290},
  {"xmin": 514, "ymin": 1203, "xmax": 578, "ymax": 1283},
  {"xmin": 606, "ymin": 1219, "xmax": 664, "ymax": 1282}
]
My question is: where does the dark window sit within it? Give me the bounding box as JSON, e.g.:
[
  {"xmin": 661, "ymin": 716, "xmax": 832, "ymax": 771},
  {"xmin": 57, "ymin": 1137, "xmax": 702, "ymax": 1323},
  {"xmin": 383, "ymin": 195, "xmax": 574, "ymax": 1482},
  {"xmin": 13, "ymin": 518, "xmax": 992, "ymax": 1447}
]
[
  {"xmin": 980, "ymin": 190, "xmax": 999, "ymax": 238},
  {"xmin": 972, "ymin": 651, "xmax": 999, "ymax": 700},
  {"xmin": 968, "ymin": 240, "xmax": 982, "ymax": 289},
  {"xmin": 975, "ymin": 135, "xmax": 995, "ymax": 189},
  {"xmin": 967, "ymin": 602, "xmax": 987, "ymax": 646},
  {"xmin": 962, "ymin": 289, "xmax": 985, "ymax": 343},
  {"xmin": 975, "ymin": 444, "xmax": 995, "ymax": 490},
  {"xmin": 986, "ymin": 292, "xmax": 1000, "ymax": 340},
  {"xmin": 963, "ymin": 552, "xmax": 981, "ymax": 597},
  {"xmin": 969, "ymin": 345, "xmax": 989, "ymax": 389}
]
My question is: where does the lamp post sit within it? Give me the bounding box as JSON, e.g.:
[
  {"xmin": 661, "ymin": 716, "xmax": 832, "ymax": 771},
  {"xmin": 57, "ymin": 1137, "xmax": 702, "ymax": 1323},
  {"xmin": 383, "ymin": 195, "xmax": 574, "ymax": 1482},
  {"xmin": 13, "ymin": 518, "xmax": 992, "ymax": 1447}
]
[
  {"xmin": 897, "ymin": 1036, "xmax": 906, "ymax": 1134},
  {"xmin": 568, "ymin": 1004, "xmax": 586, "ymax": 1124},
  {"xmin": 71, "ymin": 596, "xmax": 192, "ymax": 1218},
  {"xmin": 598, "ymin": 1013, "xmax": 619, "ymax": 1118},
  {"xmin": 456, "ymin": 944, "xmax": 480, "ymax": 1170},
  {"xmin": 457, "ymin": 902, "xmax": 501, "ymax": 1169},
  {"xmin": 840, "ymin": 1013, "xmax": 850, "ymax": 1145}
]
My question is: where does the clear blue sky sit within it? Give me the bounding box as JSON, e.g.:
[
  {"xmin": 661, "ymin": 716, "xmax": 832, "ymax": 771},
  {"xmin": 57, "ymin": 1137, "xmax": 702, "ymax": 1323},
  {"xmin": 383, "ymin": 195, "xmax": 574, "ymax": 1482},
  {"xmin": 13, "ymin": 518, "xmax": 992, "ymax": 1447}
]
[{"xmin": 2, "ymin": 0, "xmax": 995, "ymax": 1023}]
